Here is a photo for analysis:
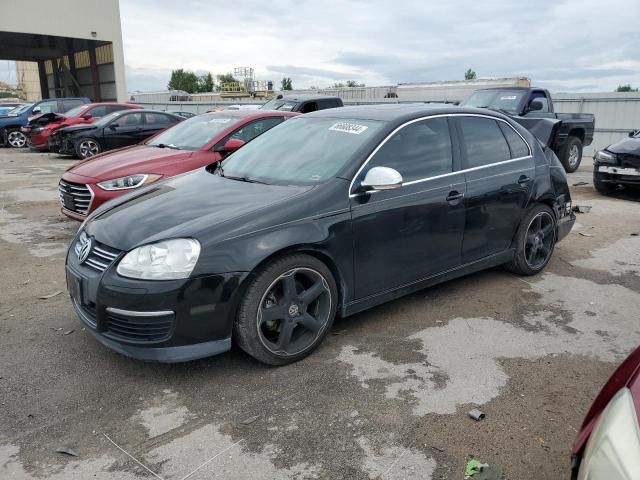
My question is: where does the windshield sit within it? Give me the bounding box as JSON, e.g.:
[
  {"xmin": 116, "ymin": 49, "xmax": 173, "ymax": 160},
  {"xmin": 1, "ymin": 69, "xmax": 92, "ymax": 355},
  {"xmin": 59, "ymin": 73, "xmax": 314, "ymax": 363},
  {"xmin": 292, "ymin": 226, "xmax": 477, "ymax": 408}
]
[
  {"xmin": 219, "ymin": 117, "xmax": 385, "ymax": 185},
  {"xmin": 64, "ymin": 105, "xmax": 87, "ymax": 118},
  {"xmin": 7, "ymin": 103, "xmax": 33, "ymax": 115},
  {"xmin": 260, "ymin": 99, "xmax": 298, "ymax": 111},
  {"xmin": 461, "ymin": 90, "xmax": 526, "ymax": 113},
  {"xmin": 147, "ymin": 113, "xmax": 242, "ymax": 150}
]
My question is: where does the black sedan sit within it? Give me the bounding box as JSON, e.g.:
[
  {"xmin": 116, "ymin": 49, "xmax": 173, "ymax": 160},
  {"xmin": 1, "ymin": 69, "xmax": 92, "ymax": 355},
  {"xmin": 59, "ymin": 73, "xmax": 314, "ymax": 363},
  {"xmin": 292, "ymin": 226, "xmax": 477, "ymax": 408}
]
[
  {"xmin": 593, "ymin": 129, "xmax": 640, "ymax": 194},
  {"xmin": 66, "ymin": 105, "xmax": 575, "ymax": 365},
  {"xmin": 50, "ymin": 110, "xmax": 183, "ymax": 159}
]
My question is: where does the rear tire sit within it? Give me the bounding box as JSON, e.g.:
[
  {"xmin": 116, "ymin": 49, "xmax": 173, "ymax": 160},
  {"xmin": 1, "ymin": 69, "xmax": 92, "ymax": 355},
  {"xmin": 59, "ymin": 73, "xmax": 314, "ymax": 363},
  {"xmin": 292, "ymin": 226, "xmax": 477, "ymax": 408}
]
[
  {"xmin": 593, "ymin": 169, "xmax": 616, "ymax": 195},
  {"xmin": 505, "ymin": 204, "xmax": 556, "ymax": 276},
  {"xmin": 75, "ymin": 138, "xmax": 102, "ymax": 159},
  {"xmin": 234, "ymin": 254, "xmax": 337, "ymax": 365},
  {"xmin": 560, "ymin": 136, "xmax": 583, "ymax": 173}
]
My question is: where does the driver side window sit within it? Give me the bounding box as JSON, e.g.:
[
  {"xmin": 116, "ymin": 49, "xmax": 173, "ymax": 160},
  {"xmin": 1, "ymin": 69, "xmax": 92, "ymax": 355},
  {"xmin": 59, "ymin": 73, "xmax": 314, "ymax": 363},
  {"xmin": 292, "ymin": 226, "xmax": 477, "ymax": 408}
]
[
  {"xmin": 367, "ymin": 117, "xmax": 453, "ymax": 183},
  {"xmin": 230, "ymin": 117, "xmax": 284, "ymax": 143}
]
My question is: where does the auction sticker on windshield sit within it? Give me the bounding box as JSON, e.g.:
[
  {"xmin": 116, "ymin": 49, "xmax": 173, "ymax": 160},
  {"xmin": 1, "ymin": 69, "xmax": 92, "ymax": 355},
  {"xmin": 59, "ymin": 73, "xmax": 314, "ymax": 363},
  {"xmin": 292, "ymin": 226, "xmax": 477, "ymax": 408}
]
[
  {"xmin": 329, "ymin": 122, "xmax": 369, "ymax": 135},
  {"xmin": 208, "ymin": 118, "xmax": 232, "ymax": 124},
  {"xmin": 500, "ymin": 96, "xmax": 517, "ymax": 100}
]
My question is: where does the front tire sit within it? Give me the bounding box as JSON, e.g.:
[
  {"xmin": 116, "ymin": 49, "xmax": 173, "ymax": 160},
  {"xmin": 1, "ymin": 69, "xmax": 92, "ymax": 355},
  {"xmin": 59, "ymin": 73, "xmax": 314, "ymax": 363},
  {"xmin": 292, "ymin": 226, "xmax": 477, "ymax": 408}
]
[
  {"xmin": 505, "ymin": 204, "xmax": 556, "ymax": 276},
  {"xmin": 560, "ymin": 136, "xmax": 583, "ymax": 173},
  {"xmin": 6, "ymin": 129, "xmax": 27, "ymax": 148},
  {"xmin": 75, "ymin": 138, "xmax": 102, "ymax": 159},
  {"xmin": 234, "ymin": 254, "xmax": 338, "ymax": 365}
]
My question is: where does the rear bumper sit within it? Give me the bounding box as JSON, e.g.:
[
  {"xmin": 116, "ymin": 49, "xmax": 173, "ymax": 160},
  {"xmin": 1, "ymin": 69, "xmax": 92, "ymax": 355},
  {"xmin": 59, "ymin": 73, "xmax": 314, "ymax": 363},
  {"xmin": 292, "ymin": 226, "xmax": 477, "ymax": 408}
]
[{"xmin": 557, "ymin": 211, "xmax": 575, "ymax": 243}]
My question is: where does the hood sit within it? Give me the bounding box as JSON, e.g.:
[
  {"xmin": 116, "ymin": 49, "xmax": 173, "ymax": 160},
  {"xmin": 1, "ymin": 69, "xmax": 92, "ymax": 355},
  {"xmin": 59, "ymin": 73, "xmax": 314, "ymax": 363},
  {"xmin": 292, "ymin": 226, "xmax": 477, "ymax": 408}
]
[
  {"xmin": 58, "ymin": 124, "xmax": 97, "ymax": 134},
  {"xmin": 512, "ymin": 117, "xmax": 563, "ymax": 148},
  {"xmin": 66, "ymin": 145, "xmax": 192, "ymax": 180},
  {"xmin": 606, "ymin": 135, "xmax": 640, "ymax": 156},
  {"xmin": 28, "ymin": 112, "xmax": 65, "ymax": 125},
  {"xmin": 85, "ymin": 169, "xmax": 311, "ymax": 251}
]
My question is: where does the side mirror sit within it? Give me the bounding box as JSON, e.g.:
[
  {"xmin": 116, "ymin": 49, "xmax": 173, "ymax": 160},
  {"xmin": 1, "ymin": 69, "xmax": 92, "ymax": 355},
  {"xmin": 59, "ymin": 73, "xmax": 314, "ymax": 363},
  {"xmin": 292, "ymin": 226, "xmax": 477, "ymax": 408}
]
[
  {"xmin": 109, "ymin": 123, "xmax": 119, "ymax": 130},
  {"xmin": 32, "ymin": 106, "xmax": 41, "ymax": 114},
  {"xmin": 222, "ymin": 138, "xmax": 245, "ymax": 152},
  {"xmin": 359, "ymin": 166, "xmax": 403, "ymax": 192},
  {"xmin": 81, "ymin": 113, "xmax": 93, "ymax": 120},
  {"xmin": 528, "ymin": 100, "xmax": 543, "ymax": 112}
]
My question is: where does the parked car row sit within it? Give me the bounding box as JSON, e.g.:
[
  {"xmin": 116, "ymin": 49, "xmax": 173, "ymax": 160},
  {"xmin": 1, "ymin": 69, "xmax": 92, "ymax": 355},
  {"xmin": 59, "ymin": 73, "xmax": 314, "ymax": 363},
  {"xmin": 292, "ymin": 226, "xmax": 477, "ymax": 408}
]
[{"xmin": 59, "ymin": 109, "xmax": 297, "ymax": 219}]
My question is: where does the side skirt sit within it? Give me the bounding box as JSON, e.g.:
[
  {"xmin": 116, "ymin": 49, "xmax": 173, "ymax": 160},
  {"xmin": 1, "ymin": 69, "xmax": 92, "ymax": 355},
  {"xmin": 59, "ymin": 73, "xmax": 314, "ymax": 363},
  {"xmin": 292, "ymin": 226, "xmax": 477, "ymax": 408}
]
[{"xmin": 342, "ymin": 249, "xmax": 515, "ymax": 317}]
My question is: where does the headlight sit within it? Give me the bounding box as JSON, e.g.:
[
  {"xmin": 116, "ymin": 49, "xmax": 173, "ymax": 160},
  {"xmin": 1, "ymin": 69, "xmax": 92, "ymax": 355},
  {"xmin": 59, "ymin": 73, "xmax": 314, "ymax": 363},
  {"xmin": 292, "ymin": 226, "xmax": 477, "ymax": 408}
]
[
  {"xmin": 97, "ymin": 174, "xmax": 162, "ymax": 191},
  {"xmin": 578, "ymin": 388, "xmax": 640, "ymax": 479},
  {"xmin": 594, "ymin": 150, "xmax": 617, "ymax": 165},
  {"xmin": 32, "ymin": 126, "xmax": 45, "ymax": 133},
  {"xmin": 117, "ymin": 239, "xmax": 200, "ymax": 280}
]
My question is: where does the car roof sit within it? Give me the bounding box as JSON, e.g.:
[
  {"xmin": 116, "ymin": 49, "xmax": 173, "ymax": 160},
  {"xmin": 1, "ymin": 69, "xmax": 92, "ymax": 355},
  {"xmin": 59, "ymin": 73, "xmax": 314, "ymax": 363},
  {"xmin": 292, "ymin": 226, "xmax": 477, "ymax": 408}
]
[
  {"xmin": 200, "ymin": 110, "xmax": 299, "ymax": 120},
  {"xmin": 301, "ymin": 103, "xmax": 511, "ymax": 122},
  {"xmin": 83, "ymin": 102, "xmax": 142, "ymax": 108},
  {"xmin": 277, "ymin": 94, "xmax": 341, "ymax": 102}
]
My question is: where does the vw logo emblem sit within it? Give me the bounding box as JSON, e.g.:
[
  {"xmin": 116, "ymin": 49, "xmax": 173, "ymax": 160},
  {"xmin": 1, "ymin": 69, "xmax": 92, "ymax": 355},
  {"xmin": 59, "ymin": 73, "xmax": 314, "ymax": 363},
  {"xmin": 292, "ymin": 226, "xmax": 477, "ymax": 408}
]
[
  {"xmin": 288, "ymin": 304, "xmax": 299, "ymax": 317},
  {"xmin": 76, "ymin": 234, "xmax": 93, "ymax": 264}
]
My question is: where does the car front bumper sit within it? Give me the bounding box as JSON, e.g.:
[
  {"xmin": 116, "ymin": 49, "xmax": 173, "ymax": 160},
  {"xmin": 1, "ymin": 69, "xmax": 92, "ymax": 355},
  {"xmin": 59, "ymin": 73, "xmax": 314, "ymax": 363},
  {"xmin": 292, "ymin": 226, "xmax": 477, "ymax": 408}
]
[
  {"xmin": 595, "ymin": 164, "xmax": 640, "ymax": 185},
  {"xmin": 66, "ymin": 238, "xmax": 248, "ymax": 363}
]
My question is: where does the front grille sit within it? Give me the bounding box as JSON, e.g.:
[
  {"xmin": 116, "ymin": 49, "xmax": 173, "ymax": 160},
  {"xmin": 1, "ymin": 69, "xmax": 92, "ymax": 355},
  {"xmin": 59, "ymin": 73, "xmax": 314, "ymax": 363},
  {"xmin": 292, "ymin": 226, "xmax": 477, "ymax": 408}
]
[
  {"xmin": 59, "ymin": 180, "xmax": 93, "ymax": 215},
  {"xmin": 85, "ymin": 241, "xmax": 121, "ymax": 272},
  {"xmin": 104, "ymin": 310, "xmax": 174, "ymax": 343},
  {"xmin": 619, "ymin": 154, "xmax": 640, "ymax": 170}
]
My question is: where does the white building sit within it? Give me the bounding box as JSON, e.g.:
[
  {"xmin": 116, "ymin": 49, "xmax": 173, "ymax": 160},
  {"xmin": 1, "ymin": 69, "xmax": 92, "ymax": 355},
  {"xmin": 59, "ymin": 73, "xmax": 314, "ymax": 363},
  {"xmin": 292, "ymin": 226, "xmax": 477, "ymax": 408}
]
[{"xmin": 0, "ymin": 0, "xmax": 127, "ymax": 102}]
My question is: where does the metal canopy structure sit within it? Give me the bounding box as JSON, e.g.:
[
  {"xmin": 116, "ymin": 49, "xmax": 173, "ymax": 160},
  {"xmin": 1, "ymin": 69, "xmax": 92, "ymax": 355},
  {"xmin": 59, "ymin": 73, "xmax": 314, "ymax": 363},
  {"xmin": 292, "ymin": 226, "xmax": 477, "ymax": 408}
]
[{"xmin": 0, "ymin": 0, "xmax": 127, "ymax": 101}]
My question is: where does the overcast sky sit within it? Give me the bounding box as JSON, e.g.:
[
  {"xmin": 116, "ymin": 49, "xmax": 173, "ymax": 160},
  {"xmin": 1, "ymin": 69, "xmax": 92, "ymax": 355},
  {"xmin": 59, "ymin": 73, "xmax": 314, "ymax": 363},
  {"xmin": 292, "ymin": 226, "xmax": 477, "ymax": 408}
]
[{"xmin": 2, "ymin": 0, "xmax": 640, "ymax": 92}]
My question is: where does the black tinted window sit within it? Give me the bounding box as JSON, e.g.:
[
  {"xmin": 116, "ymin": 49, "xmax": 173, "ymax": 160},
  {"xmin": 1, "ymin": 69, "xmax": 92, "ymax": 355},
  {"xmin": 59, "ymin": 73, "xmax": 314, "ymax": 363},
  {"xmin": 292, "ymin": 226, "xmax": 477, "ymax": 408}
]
[
  {"xmin": 145, "ymin": 113, "xmax": 175, "ymax": 125},
  {"xmin": 498, "ymin": 122, "xmax": 530, "ymax": 158},
  {"xmin": 230, "ymin": 117, "xmax": 283, "ymax": 142},
  {"xmin": 459, "ymin": 117, "xmax": 511, "ymax": 168},
  {"xmin": 106, "ymin": 105, "xmax": 129, "ymax": 115},
  {"xmin": 120, "ymin": 113, "xmax": 143, "ymax": 126},
  {"xmin": 368, "ymin": 117, "xmax": 453, "ymax": 182}
]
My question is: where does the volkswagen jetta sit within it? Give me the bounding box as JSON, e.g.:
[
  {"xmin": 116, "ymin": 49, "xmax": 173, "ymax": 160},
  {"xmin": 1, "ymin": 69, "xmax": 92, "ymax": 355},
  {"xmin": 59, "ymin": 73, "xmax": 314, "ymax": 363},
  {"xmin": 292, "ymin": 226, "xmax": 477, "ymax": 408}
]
[{"xmin": 66, "ymin": 105, "xmax": 575, "ymax": 365}]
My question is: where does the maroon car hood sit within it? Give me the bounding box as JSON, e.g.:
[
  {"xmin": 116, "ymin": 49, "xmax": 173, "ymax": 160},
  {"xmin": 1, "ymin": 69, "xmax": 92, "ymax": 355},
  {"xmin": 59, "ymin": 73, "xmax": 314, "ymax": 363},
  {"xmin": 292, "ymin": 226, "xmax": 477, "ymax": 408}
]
[{"xmin": 66, "ymin": 145, "xmax": 193, "ymax": 181}]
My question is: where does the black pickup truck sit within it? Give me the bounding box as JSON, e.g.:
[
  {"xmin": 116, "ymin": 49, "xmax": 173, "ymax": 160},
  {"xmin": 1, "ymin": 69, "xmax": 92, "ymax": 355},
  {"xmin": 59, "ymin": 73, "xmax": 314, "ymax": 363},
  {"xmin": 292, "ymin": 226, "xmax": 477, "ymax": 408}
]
[{"xmin": 461, "ymin": 87, "xmax": 595, "ymax": 172}]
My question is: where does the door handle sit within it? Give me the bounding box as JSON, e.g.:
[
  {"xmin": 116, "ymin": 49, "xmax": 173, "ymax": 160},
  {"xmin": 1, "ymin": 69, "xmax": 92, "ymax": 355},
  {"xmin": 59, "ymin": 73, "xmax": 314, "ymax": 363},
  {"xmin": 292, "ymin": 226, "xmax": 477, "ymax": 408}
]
[
  {"xmin": 446, "ymin": 191, "xmax": 464, "ymax": 202},
  {"xmin": 518, "ymin": 175, "xmax": 531, "ymax": 184}
]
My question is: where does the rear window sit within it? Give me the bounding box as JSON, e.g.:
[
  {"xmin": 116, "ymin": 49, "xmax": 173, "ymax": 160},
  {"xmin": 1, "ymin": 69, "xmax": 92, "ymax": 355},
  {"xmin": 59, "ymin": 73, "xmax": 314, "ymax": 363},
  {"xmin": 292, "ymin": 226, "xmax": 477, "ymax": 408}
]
[
  {"xmin": 459, "ymin": 117, "xmax": 511, "ymax": 168},
  {"xmin": 498, "ymin": 122, "xmax": 530, "ymax": 158}
]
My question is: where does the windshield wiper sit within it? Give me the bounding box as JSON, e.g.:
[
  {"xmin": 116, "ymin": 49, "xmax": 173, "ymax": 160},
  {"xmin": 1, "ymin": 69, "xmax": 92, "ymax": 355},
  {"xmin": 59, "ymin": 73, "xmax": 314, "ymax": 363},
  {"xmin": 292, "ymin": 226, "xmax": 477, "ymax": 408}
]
[
  {"xmin": 224, "ymin": 175, "xmax": 268, "ymax": 185},
  {"xmin": 154, "ymin": 143, "xmax": 180, "ymax": 149}
]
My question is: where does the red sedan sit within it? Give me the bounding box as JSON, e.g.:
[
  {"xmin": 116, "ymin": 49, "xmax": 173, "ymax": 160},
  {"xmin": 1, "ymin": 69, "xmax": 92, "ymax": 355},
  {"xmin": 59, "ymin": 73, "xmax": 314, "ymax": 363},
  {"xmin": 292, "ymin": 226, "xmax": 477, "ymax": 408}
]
[
  {"xmin": 59, "ymin": 110, "xmax": 298, "ymax": 220},
  {"xmin": 24, "ymin": 102, "xmax": 142, "ymax": 151},
  {"xmin": 572, "ymin": 345, "xmax": 640, "ymax": 478}
]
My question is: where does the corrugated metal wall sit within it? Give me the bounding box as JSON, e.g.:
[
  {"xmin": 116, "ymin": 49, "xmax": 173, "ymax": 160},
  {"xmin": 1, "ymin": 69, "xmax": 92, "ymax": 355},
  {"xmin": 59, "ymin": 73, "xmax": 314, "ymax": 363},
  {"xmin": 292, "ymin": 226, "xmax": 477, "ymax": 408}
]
[
  {"xmin": 134, "ymin": 91, "xmax": 640, "ymax": 157},
  {"xmin": 552, "ymin": 92, "xmax": 640, "ymax": 156}
]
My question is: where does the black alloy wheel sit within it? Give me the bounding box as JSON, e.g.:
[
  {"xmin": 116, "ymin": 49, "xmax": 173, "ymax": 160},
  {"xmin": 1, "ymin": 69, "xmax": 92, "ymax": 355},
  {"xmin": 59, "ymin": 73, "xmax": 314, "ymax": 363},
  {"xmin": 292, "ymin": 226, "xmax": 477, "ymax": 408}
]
[{"xmin": 235, "ymin": 254, "xmax": 337, "ymax": 365}]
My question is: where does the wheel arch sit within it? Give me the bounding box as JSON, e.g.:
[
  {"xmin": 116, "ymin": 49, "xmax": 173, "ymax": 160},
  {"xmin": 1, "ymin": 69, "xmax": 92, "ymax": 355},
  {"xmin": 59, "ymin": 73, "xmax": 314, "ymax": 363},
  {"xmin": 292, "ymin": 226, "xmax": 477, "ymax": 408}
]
[
  {"xmin": 568, "ymin": 128, "xmax": 585, "ymax": 143},
  {"xmin": 237, "ymin": 244, "xmax": 349, "ymax": 318}
]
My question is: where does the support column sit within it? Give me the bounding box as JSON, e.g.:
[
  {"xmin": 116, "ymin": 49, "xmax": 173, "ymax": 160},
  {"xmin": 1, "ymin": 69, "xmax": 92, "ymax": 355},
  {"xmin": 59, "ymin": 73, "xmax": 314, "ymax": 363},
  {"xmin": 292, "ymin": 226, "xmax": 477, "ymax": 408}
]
[
  {"xmin": 37, "ymin": 60, "xmax": 49, "ymax": 99},
  {"xmin": 88, "ymin": 47, "xmax": 101, "ymax": 101}
]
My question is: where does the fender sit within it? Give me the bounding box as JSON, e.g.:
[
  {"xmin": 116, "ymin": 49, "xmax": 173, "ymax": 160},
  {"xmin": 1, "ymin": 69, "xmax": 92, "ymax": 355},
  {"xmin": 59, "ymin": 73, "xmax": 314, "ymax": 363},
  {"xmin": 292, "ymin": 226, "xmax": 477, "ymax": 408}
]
[{"xmin": 512, "ymin": 117, "xmax": 563, "ymax": 149}]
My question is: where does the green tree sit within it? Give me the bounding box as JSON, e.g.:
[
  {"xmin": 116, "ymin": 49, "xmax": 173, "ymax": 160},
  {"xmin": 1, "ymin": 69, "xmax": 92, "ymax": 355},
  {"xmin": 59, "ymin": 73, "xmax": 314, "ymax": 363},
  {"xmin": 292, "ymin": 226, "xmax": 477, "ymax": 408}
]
[
  {"xmin": 281, "ymin": 77, "xmax": 293, "ymax": 90},
  {"xmin": 197, "ymin": 72, "xmax": 215, "ymax": 93},
  {"xmin": 217, "ymin": 73, "xmax": 238, "ymax": 85},
  {"xmin": 464, "ymin": 69, "xmax": 477, "ymax": 80},
  {"xmin": 168, "ymin": 69, "xmax": 199, "ymax": 93},
  {"xmin": 346, "ymin": 80, "xmax": 365, "ymax": 87},
  {"xmin": 332, "ymin": 82, "xmax": 346, "ymax": 88},
  {"xmin": 615, "ymin": 84, "xmax": 638, "ymax": 92}
]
